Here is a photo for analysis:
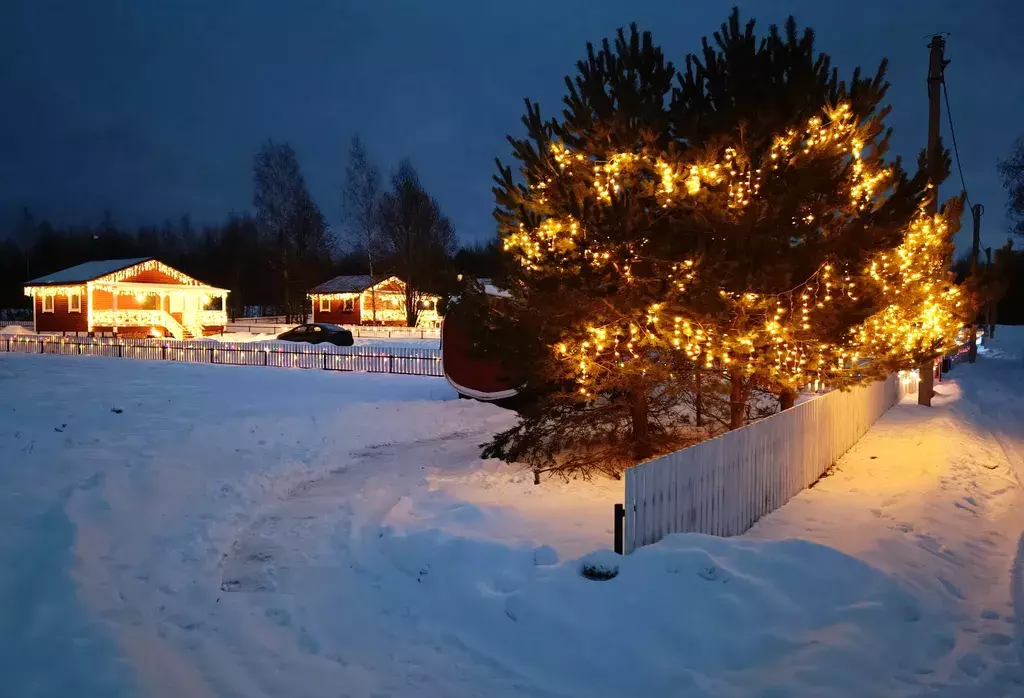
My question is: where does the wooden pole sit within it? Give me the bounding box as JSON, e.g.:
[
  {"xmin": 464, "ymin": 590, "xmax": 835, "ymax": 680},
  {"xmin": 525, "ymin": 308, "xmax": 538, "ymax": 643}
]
[
  {"xmin": 967, "ymin": 204, "xmax": 983, "ymax": 363},
  {"xmin": 919, "ymin": 34, "xmax": 946, "ymax": 406},
  {"xmin": 613, "ymin": 503, "xmax": 625, "ymax": 555},
  {"xmin": 985, "ymin": 247, "xmax": 994, "ymax": 337}
]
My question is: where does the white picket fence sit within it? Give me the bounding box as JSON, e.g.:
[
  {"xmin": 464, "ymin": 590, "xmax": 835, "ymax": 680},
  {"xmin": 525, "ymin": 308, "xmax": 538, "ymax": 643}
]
[
  {"xmin": 622, "ymin": 372, "xmax": 919, "ymax": 553},
  {"xmin": 0, "ymin": 334, "xmax": 443, "ymax": 376},
  {"xmin": 225, "ymin": 321, "xmax": 440, "ymax": 340}
]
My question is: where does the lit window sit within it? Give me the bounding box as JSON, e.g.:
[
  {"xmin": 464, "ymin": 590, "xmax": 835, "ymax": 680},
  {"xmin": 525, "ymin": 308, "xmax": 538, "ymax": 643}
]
[
  {"xmin": 69, "ymin": 292, "xmax": 81, "ymax": 313},
  {"xmin": 319, "ymin": 296, "xmax": 330, "ymax": 312},
  {"xmin": 343, "ymin": 298, "xmax": 354, "ymax": 312},
  {"xmin": 42, "ymin": 294, "xmax": 54, "ymax": 313}
]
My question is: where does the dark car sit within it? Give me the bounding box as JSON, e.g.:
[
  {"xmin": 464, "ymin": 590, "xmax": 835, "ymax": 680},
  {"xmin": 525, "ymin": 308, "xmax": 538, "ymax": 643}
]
[{"xmin": 277, "ymin": 323, "xmax": 354, "ymax": 346}]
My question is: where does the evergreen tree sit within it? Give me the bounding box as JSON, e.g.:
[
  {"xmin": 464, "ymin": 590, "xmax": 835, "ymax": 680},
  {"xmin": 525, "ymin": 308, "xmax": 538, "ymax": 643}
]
[{"xmin": 481, "ymin": 11, "xmax": 967, "ymax": 478}]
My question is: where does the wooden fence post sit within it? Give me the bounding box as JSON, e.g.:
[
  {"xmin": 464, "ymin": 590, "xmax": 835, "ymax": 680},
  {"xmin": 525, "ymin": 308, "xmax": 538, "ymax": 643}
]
[{"xmin": 613, "ymin": 503, "xmax": 625, "ymax": 554}]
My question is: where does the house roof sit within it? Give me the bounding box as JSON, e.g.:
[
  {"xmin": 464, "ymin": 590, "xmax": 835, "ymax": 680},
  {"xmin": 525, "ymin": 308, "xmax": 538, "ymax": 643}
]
[
  {"xmin": 26, "ymin": 258, "xmax": 154, "ymax": 285},
  {"xmin": 310, "ymin": 275, "xmax": 398, "ymax": 294}
]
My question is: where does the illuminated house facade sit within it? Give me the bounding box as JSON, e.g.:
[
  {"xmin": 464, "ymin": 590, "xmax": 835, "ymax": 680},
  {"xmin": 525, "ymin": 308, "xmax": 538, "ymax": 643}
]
[
  {"xmin": 24, "ymin": 258, "xmax": 229, "ymax": 338},
  {"xmin": 308, "ymin": 275, "xmax": 440, "ymax": 327}
]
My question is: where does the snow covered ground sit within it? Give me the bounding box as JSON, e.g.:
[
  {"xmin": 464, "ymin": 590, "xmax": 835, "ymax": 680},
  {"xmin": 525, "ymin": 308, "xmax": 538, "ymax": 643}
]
[
  {"xmin": 1, "ymin": 328, "xmax": 1023, "ymax": 697},
  {"xmin": 0, "ymin": 323, "xmax": 33, "ymax": 335},
  {"xmin": 746, "ymin": 329, "xmax": 1024, "ymax": 694}
]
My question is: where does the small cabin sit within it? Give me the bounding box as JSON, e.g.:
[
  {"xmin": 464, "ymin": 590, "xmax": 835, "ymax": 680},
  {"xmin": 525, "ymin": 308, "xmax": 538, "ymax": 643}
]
[
  {"xmin": 23, "ymin": 257, "xmax": 229, "ymax": 338},
  {"xmin": 307, "ymin": 275, "xmax": 440, "ymax": 327}
]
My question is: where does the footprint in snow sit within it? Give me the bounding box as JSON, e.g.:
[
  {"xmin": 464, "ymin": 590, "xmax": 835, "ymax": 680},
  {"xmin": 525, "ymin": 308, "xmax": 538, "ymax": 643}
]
[
  {"xmin": 925, "ymin": 634, "xmax": 956, "ymax": 659},
  {"xmin": 980, "ymin": 632, "xmax": 1014, "ymax": 647},
  {"xmin": 957, "ymin": 652, "xmax": 986, "ymax": 678},
  {"xmin": 264, "ymin": 608, "xmax": 291, "ymax": 628},
  {"xmin": 297, "ymin": 627, "xmax": 320, "ymax": 655},
  {"xmin": 937, "ymin": 577, "xmax": 965, "ymax": 600}
]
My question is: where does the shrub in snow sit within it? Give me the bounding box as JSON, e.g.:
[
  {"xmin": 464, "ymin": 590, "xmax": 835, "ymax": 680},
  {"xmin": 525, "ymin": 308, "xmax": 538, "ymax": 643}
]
[{"xmin": 580, "ymin": 550, "xmax": 620, "ymax": 581}]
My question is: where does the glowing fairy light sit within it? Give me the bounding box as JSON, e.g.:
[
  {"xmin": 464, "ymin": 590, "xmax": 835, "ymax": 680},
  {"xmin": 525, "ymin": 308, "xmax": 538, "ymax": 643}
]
[{"xmin": 499, "ymin": 103, "xmax": 969, "ymax": 395}]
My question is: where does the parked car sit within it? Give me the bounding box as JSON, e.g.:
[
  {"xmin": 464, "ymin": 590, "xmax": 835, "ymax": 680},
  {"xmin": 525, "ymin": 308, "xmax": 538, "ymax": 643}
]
[{"xmin": 277, "ymin": 323, "xmax": 354, "ymax": 346}]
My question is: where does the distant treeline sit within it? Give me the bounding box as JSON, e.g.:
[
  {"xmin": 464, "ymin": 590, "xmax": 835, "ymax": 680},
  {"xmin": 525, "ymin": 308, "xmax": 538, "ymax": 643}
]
[
  {"xmin": 0, "ymin": 209, "xmax": 503, "ymax": 319},
  {"xmin": 1, "ymin": 137, "xmax": 504, "ymax": 320}
]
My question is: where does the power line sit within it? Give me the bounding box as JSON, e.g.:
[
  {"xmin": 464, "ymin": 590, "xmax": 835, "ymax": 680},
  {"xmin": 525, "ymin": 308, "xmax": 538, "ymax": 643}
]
[{"xmin": 941, "ymin": 77, "xmax": 972, "ymax": 209}]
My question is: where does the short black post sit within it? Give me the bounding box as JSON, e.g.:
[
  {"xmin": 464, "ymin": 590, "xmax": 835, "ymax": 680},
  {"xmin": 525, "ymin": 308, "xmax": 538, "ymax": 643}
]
[
  {"xmin": 209, "ymin": 346, "xmax": 215, "ymax": 363},
  {"xmin": 613, "ymin": 503, "xmax": 625, "ymax": 555},
  {"xmin": 322, "ymin": 351, "xmax": 327, "ymax": 370},
  {"xmin": 39, "ymin": 339, "xmax": 44, "ymax": 354}
]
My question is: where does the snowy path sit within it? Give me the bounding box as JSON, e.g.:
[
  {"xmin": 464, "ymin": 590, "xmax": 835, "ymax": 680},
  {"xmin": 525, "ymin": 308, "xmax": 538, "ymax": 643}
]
[
  {"xmin": 750, "ymin": 339, "xmax": 1024, "ymax": 694},
  {"xmin": 0, "ymin": 354, "xmax": 617, "ymax": 697}
]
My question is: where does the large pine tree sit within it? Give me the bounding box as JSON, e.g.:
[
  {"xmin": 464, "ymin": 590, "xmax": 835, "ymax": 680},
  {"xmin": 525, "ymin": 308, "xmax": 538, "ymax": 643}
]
[{"xmin": 480, "ymin": 10, "xmax": 967, "ymax": 478}]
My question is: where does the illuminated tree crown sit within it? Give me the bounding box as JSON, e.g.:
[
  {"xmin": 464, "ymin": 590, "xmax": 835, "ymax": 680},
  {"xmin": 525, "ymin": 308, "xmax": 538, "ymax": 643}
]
[{"xmin": 481, "ymin": 10, "xmax": 970, "ymax": 476}]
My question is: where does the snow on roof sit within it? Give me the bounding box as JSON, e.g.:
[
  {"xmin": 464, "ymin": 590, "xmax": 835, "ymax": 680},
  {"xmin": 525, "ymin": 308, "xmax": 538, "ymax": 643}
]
[
  {"xmin": 26, "ymin": 258, "xmax": 153, "ymax": 285},
  {"xmin": 472, "ymin": 277, "xmax": 510, "ymax": 298},
  {"xmin": 310, "ymin": 275, "xmax": 401, "ymax": 294},
  {"xmin": 483, "ymin": 284, "xmax": 511, "ymax": 299}
]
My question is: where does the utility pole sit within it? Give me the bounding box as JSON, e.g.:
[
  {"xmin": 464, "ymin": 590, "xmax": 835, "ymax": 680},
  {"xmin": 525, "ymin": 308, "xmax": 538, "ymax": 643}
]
[
  {"xmin": 985, "ymin": 247, "xmax": 994, "ymax": 338},
  {"xmin": 919, "ymin": 34, "xmax": 947, "ymax": 406},
  {"xmin": 967, "ymin": 203, "xmax": 984, "ymax": 363}
]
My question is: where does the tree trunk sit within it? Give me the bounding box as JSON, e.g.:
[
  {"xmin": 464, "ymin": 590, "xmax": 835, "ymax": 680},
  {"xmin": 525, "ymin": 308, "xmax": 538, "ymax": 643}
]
[
  {"xmin": 629, "ymin": 387, "xmax": 652, "ymax": 461},
  {"xmin": 283, "ymin": 278, "xmax": 291, "ymax": 323},
  {"xmin": 779, "ymin": 387, "xmax": 797, "ymax": 412},
  {"xmin": 405, "ymin": 287, "xmax": 416, "ymax": 327},
  {"xmin": 729, "ymin": 371, "xmax": 745, "ymax": 430},
  {"xmin": 368, "ymin": 256, "xmax": 377, "ymax": 325},
  {"xmin": 694, "ymin": 369, "xmax": 703, "ymax": 427}
]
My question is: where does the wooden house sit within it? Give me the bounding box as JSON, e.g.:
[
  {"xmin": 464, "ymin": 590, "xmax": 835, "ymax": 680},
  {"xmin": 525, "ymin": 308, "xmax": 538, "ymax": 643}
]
[
  {"xmin": 24, "ymin": 257, "xmax": 229, "ymax": 338},
  {"xmin": 307, "ymin": 275, "xmax": 440, "ymax": 327}
]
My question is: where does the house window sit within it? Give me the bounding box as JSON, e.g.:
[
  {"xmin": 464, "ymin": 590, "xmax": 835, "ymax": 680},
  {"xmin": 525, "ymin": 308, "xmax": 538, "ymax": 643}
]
[
  {"xmin": 343, "ymin": 298, "xmax": 354, "ymax": 312},
  {"xmin": 69, "ymin": 292, "xmax": 81, "ymax": 313},
  {"xmin": 42, "ymin": 294, "xmax": 54, "ymax": 313},
  {"xmin": 319, "ymin": 296, "xmax": 330, "ymax": 312}
]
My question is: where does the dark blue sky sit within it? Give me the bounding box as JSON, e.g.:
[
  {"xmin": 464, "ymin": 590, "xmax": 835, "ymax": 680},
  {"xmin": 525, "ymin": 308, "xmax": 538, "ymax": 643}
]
[{"xmin": 1, "ymin": 0, "xmax": 1020, "ymax": 252}]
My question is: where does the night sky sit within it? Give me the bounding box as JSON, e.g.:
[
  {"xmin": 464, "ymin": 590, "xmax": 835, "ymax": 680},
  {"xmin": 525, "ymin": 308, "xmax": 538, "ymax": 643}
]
[{"xmin": 2, "ymin": 0, "xmax": 1020, "ymax": 252}]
